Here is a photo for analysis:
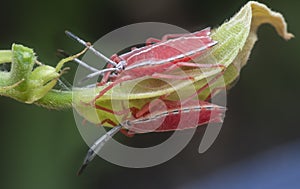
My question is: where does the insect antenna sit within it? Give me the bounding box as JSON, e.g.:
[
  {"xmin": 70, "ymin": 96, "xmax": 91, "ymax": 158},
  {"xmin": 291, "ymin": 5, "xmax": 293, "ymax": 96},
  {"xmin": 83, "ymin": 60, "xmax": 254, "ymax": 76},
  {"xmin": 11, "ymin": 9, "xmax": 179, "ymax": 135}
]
[
  {"xmin": 65, "ymin": 31, "xmax": 118, "ymax": 67},
  {"xmin": 57, "ymin": 49, "xmax": 100, "ymax": 72},
  {"xmin": 77, "ymin": 125, "xmax": 122, "ymax": 176},
  {"xmin": 57, "ymin": 49, "xmax": 118, "ymax": 83},
  {"xmin": 82, "ymin": 67, "xmax": 120, "ymax": 81},
  {"xmin": 57, "ymin": 77, "xmax": 72, "ymax": 91}
]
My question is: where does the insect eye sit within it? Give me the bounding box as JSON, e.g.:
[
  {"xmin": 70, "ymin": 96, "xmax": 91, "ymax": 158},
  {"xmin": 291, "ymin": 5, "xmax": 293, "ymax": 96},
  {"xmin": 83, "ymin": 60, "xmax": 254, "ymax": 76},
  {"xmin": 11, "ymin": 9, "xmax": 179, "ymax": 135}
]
[
  {"xmin": 124, "ymin": 120, "xmax": 131, "ymax": 127},
  {"xmin": 116, "ymin": 60, "xmax": 126, "ymax": 71}
]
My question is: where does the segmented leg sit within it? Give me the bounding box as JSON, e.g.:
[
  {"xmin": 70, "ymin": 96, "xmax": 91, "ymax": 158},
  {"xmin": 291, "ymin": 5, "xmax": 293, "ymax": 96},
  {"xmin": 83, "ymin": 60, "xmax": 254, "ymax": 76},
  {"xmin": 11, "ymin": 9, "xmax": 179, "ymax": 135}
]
[
  {"xmin": 98, "ymin": 54, "xmax": 123, "ymax": 86},
  {"xmin": 92, "ymin": 69, "xmax": 224, "ymax": 131},
  {"xmin": 83, "ymin": 67, "xmax": 119, "ymax": 83},
  {"xmin": 135, "ymin": 94, "xmax": 170, "ymax": 118},
  {"xmin": 94, "ymin": 61, "xmax": 224, "ymax": 102},
  {"xmin": 78, "ymin": 68, "xmax": 225, "ymax": 175},
  {"xmin": 90, "ymin": 62, "xmax": 225, "ymax": 133},
  {"xmin": 94, "ymin": 103, "xmax": 131, "ymax": 116},
  {"xmin": 97, "ymin": 98, "xmax": 137, "ymax": 137},
  {"xmin": 93, "ymin": 72, "xmax": 189, "ymax": 119},
  {"xmin": 93, "ymin": 75, "xmax": 132, "ymax": 103},
  {"xmin": 181, "ymin": 69, "xmax": 226, "ymax": 104},
  {"xmin": 135, "ymin": 70, "xmax": 225, "ymax": 119}
]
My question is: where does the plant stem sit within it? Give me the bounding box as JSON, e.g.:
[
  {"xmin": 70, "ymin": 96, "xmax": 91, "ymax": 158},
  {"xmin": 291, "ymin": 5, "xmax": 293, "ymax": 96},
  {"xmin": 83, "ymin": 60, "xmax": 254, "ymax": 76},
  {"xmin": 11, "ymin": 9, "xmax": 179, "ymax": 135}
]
[
  {"xmin": 35, "ymin": 89, "xmax": 73, "ymax": 109},
  {"xmin": 0, "ymin": 72, "xmax": 10, "ymax": 87}
]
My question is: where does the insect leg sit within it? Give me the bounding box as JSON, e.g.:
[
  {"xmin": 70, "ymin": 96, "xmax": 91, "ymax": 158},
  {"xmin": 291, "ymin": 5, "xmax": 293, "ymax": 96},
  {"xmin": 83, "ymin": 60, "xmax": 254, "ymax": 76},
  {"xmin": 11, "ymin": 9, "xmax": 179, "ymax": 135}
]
[
  {"xmin": 83, "ymin": 57, "xmax": 126, "ymax": 83},
  {"xmin": 93, "ymin": 75, "xmax": 132, "ymax": 103},
  {"xmin": 94, "ymin": 104, "xmax": 131, "ymax": 116},
  {"xmin": 95, "ymin": 64, "xmax": 114, "ymax": 86},
  {"xmin": 135, "ymin": 72, "xmax": 225, "ymax": 121},
  {"xmin": 99, "ymin": 54, "xmax": 120, "ymax": 84},
  {"xmin": 132, "ymin": 70, "xmax": 224, "ymax": 119},
  {"xmin": 120, "ymin": 129, "xmax": 135, "ymax": 137},
  {"xmin": 128, "ymin": 67, "xmax": 224, "ymax": 123},
  {"xmin": 181, "ymin": 70, "xmax": 225, "ymax": 104},
  {"xmin": 83, "ymin": 67, "xmax": 120, "ymax": 81},
  {"xmin": 135, "ymin": 94, "xmax": 170, "ymax": 118},
  {"xmin": 77, "ymin": 125, "xmax": 122, "ymax": 175},
  {"xmin": 101, "ymin": 118, "xmax": 134, "ymax": 137},
  {"xmin": 98, "ymin": 54, "xmax": 126, "ymax": 85}
]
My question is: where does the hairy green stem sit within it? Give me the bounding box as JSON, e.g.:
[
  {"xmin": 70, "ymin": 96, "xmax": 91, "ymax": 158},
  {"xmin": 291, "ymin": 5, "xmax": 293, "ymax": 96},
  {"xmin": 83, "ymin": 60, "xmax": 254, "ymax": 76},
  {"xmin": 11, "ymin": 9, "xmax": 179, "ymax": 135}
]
[
  {"xmin": 35, "ymin": 89, "xmax": 73, "ymax": 109},
  {"xmin": 0, "ymin": 72, "xmax": 10, "ymax": 87}
]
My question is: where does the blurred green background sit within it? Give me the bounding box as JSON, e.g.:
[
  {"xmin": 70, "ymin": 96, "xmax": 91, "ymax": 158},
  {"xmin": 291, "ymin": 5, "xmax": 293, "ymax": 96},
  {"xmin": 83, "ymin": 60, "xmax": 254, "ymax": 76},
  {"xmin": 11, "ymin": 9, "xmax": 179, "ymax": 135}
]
[{"xmin": 0, "ymin": 0, "xmax": 299, "ymax": 188}]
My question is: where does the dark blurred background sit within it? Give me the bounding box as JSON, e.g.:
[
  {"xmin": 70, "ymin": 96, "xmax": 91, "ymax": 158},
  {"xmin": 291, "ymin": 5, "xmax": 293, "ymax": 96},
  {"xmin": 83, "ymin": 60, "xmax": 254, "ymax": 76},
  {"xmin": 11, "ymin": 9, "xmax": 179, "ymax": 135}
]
[{"xmin": 0, "ymin": 0, "xmax": 299, "ymax": 188}]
